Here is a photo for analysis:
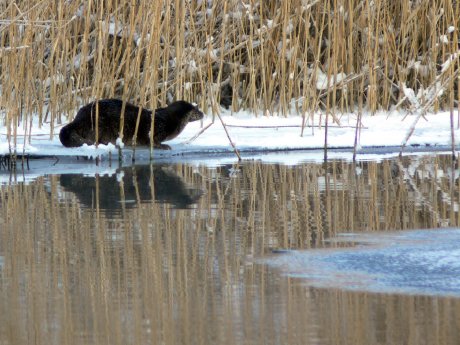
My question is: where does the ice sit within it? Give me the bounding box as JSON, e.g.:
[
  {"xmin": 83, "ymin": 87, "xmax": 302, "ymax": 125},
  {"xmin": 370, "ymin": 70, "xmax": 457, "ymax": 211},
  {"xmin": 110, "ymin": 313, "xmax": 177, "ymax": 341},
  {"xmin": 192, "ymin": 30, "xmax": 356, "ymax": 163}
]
[
  {"xmin": 262, "ymin": 229, "xmax": 460, "ymax": 297},
  {"xmin": 1, "ymin": 108, "xmax": 459, "ymax": 166}
]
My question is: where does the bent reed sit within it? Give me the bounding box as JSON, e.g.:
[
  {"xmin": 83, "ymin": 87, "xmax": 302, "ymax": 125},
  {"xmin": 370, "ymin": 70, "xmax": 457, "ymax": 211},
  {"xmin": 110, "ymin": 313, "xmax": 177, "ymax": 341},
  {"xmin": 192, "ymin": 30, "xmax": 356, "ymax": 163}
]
[{"xmin": 0, "ymin": 0, "xmax": 459, "ymax": 144}]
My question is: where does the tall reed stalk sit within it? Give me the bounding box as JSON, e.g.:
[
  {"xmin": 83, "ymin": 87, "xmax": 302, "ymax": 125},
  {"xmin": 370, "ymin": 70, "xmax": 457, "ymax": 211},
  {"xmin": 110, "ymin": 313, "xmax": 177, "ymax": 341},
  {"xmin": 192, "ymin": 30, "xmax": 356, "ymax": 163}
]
[{"xmin": 0, "ymin": 1, "xmax": 458, "ymax": 142}]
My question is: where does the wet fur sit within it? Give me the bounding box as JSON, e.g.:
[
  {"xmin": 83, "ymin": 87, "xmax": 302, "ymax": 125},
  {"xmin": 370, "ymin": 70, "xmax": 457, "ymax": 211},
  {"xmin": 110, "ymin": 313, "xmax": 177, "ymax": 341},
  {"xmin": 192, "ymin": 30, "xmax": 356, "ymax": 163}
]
[{"xmin": 59, "ymin": 99, "xmax": 203, "ymax": 149}]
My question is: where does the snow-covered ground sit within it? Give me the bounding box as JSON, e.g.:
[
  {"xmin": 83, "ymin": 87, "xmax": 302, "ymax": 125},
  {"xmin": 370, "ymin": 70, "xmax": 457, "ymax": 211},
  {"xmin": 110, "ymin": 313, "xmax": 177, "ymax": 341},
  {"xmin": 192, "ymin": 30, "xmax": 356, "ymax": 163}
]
[{"xmin": 1, "ymin": 109, "xmax": 459, "ymax": 167}]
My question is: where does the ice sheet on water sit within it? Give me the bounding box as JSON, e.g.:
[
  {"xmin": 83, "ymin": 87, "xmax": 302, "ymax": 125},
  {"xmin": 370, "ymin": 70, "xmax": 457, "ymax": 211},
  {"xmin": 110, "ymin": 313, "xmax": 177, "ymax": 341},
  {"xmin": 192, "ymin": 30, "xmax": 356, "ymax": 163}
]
[{"xmin": 263, "ymin": 229, "xmax": 460, "ymax": 297}]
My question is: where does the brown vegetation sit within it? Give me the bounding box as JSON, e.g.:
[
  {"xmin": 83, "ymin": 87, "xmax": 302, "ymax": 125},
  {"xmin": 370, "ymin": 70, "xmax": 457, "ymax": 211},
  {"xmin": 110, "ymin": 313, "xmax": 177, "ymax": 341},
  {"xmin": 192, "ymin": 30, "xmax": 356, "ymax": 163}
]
[{"xmin": 0, "ymin": 1, "xmax": 459, "ymax": 137}]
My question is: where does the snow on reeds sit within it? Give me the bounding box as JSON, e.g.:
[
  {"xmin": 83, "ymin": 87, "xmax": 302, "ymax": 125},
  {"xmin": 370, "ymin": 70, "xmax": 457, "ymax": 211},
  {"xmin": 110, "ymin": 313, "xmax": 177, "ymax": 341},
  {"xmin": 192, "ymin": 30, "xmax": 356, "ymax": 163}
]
[{"xmin": 0, "ymin": 0, "xmax": 459, "ymax": 139}]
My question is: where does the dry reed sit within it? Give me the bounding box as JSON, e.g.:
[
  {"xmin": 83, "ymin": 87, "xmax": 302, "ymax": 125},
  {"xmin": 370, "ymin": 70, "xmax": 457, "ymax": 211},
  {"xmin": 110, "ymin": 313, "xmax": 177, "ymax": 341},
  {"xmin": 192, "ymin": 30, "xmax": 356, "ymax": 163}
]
[{"xmin": 0, "ymin": 1, "xmax": 459, "ymax": 144}]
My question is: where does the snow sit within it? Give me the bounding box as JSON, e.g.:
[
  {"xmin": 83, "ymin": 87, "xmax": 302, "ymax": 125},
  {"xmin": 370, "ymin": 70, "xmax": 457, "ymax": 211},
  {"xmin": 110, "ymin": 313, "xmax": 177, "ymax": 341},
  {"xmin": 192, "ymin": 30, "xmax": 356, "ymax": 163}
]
[
  {"xmin": 1, "ymin": 108, "xmax": 459, "ymax": 167},
  {"xmin": 440, "ymin": 34, "xmax": 449, "ymax": 44},
  {"xmin": 115, "ymin": 138, "xmax": 124, "ymax": 149},
  {"xmin": 401, "ymin": 84, "xmax": 419, "ymax": 107},
  {"xmin": 441, "ymin": 51, "xmax": 459, "ymax": 73},
  {"xmin": 314, "ymin": 68, "xmax": 347, "ymax": 90}
]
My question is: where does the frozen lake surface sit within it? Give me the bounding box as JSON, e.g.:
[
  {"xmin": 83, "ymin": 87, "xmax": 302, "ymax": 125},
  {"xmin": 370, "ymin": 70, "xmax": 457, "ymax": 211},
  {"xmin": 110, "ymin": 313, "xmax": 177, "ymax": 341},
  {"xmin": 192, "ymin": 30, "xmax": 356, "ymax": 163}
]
[{"xmin": 264, "ymin": 229, "xmax": 460, "ymax": 296}]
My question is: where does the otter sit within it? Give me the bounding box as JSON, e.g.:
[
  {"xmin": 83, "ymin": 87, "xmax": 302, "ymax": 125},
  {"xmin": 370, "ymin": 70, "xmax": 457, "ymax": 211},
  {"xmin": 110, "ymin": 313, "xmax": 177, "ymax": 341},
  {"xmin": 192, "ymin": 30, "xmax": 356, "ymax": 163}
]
[{"xmin": 59, "ymin": 99, "xmax": 204, "ymax": 149}]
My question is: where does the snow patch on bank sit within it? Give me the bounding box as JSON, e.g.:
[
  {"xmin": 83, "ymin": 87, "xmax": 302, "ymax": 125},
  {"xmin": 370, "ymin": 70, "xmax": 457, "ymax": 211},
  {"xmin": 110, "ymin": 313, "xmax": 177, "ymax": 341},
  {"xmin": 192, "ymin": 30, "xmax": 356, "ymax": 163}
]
[{"xmin": 0, "ymin": 109, "xmax": 459, "ymax": 160}]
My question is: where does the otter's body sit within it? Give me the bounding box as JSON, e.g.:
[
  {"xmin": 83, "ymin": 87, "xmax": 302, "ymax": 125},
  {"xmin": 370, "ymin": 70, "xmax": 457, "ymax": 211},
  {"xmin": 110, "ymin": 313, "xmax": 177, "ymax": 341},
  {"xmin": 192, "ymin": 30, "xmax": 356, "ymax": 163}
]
[{"xmin": 59, "ymin": 99, "xmax": 203, "ymax": 149}]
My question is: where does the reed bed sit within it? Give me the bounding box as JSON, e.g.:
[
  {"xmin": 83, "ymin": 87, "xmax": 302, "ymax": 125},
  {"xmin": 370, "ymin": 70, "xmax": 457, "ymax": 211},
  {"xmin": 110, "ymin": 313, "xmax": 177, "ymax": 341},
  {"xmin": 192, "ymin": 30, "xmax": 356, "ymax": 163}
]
[
  {"xmin": 0, "ymin": 0, "xmax": 459, "ymax": 143},
  {"xmin": 1, "ymin": 156, "xmax": 459, "ymax": 344}
]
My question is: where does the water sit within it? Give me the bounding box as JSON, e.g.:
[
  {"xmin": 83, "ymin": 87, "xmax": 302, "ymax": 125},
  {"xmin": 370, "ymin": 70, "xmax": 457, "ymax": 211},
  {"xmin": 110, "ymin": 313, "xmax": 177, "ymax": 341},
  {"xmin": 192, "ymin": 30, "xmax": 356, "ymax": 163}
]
[{"xmin": 0, "ymin": 154, "xmax": 460, "ymax": 345}]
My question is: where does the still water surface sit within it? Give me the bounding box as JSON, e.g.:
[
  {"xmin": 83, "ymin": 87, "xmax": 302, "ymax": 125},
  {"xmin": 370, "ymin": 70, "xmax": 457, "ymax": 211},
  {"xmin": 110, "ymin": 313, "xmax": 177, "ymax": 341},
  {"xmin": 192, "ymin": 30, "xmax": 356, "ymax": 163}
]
[{"xmin": 1, "ymin": 154, "xmax": 459, "ymax": 344}]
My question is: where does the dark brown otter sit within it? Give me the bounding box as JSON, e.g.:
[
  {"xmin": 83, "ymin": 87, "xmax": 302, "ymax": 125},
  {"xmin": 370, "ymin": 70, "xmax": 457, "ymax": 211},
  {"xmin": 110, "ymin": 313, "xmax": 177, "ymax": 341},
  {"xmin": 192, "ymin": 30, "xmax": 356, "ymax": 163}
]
[{"xmin": 59, "ymin": 99, "xmax": 204, "ymax": 149}]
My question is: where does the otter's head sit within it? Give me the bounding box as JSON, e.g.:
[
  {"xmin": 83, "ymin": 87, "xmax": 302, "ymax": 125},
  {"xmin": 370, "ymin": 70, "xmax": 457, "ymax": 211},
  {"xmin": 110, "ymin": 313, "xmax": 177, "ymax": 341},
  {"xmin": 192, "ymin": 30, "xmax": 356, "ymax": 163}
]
[
  {"xmin": 59, "ymin": 124, "xmax": 85, "ymax": 147},
  {"xmin": 167, "ymin": 101, "xmax": 204, "ymax": 122}
]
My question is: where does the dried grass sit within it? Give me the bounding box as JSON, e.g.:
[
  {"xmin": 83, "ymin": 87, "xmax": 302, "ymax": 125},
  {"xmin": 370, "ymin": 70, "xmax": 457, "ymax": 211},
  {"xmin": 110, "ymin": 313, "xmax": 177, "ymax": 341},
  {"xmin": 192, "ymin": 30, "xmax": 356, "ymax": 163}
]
[{"xmin": 0, "ymin": 1, "xmax": 459, "ymax": 139}]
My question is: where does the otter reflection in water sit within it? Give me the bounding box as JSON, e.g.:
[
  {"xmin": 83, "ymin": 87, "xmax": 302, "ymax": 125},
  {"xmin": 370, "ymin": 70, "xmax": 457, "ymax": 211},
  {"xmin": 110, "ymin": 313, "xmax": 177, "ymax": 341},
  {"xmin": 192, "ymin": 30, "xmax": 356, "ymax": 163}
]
[{"xmin": 59, "ymin": 164, "xmax": 203, "ymax": 213}]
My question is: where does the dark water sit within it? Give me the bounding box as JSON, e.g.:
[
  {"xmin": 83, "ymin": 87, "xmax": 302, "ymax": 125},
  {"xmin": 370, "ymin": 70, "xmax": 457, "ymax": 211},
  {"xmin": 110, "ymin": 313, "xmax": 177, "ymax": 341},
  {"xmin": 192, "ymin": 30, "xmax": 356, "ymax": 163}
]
[{"xmin": 0, "ymin": 154, "xmax": 460, "ymax": 345}]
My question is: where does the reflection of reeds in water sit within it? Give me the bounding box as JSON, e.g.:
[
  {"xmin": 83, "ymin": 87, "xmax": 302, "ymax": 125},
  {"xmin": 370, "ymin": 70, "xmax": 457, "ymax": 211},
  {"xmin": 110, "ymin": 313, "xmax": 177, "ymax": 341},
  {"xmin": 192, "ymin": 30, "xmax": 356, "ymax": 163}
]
[
  {"xmin": 298, "ymin": 288, "xmax": 460, "ymax": 345},
  {"xmin": 0, "ymin": 156, "xmax": 459, "ymax": 344},
  {"xmin": 192, "ymin": 156, "xmax": 460, "ymax": 249}
]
